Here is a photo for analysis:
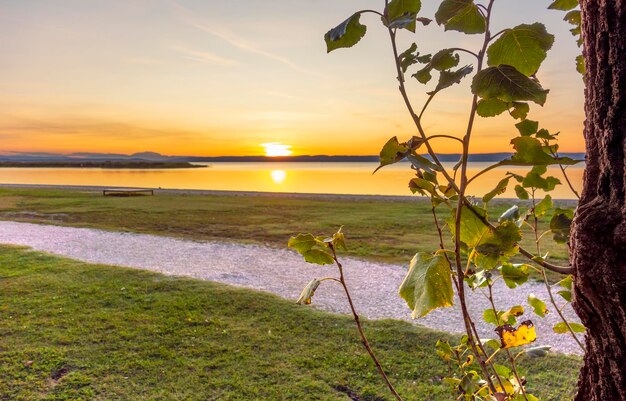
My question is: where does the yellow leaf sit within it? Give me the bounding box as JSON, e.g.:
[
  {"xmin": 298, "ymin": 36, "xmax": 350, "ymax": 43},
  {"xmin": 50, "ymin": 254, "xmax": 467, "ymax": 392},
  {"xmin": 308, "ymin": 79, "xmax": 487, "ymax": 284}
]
[{"xmin": 496, "ymin": 320, "xmax": 537, "ymax": 349}]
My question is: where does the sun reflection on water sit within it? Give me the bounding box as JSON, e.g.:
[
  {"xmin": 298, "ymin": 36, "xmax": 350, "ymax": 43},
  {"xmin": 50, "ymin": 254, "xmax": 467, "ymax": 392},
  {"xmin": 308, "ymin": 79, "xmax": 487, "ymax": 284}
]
[{"xmin": 270, "ymin": 170, "xmax": 287, "ymax": 184}]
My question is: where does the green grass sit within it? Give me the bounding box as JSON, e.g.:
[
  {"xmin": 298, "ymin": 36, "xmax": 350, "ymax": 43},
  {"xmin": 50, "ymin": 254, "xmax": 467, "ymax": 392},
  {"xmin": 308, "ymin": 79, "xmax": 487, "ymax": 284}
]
[
  {"xmin": 0, "ymin": 246, "xmax": 580, "ymax": 400},
  {"xmin": 0, "ymin": 187, "xmax": 571, "ymax": 268}
]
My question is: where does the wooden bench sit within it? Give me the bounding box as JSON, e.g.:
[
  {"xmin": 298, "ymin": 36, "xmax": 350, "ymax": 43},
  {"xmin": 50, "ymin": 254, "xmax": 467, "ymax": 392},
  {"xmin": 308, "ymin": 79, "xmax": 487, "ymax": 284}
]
[{"xmin": 102, "ymin": 188, "xmax": 155, "ymax": 197}]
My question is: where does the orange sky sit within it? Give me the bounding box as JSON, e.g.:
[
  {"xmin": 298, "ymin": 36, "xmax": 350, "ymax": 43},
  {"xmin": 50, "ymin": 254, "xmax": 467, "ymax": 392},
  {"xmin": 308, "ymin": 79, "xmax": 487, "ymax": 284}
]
[{"xmin": 0, "ymin": 0, "xmax": 585, "ymax": 156}]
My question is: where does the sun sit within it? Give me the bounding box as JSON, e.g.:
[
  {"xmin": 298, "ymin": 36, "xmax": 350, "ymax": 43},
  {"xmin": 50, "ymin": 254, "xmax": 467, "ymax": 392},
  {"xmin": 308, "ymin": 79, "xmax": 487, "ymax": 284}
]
[{"xmin": 262, "ymin": 142, "xmax": 293, "ymax": 157}]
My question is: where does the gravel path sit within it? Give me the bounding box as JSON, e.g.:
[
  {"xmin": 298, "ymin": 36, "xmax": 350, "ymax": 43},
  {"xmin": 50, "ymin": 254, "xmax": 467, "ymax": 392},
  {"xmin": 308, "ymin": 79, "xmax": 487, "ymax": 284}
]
[{"xmin": 0, "ymin": 221, "xmax": 583, "ymax": 355}]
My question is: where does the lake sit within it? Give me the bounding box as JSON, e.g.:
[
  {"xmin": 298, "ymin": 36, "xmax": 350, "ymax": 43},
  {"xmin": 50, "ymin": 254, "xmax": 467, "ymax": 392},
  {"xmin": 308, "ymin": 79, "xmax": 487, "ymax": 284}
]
[{"xmin": 0, "ymin": 162, "xmax": 583, "ymax": 199}]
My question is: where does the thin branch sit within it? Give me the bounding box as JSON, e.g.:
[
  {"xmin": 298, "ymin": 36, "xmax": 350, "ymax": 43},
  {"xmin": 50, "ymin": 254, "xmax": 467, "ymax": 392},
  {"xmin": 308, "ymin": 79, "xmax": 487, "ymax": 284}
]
[
  {"xmin": 550, "ymin": 149, "xmax": 581, "ymax": 199},
  {"xmin": 466, "ymin": 163, "xmax": 502, "ymax": 186},
  {"xmin": 360, "ymin": 9, "xmax": 385, "ymax": 18},
  {"xmin": 530, "ymin": 193, "xmax": 584, "ymax": 351},
  {"xmin": 469, "ymin": 320, "xmax": 507, "ymax": 391},
  {"xmin": 418, "ymin": 93, "xmax": 436, "ymax": 120},
  {"xmin": 488, "ymin": 29, "xmax": 508, "ymax": 42},
  {"xmin": 387, "ymin": 29, "xmax": 459, "ymax": 190},
  {"xmin": 517, "ymin": 247, "xmax": 573, "ymax": 274},
  {"xmin": 452, "ymin": 0, "xmax": 499, "ymax": 393},
  {"xmin": 448, "ymin": 47, "xmax": 480, "ymax": 59},
  {"xmin": 319, "ymin": 277, "xmax": 343, "ymax": 284},
  {"xmin": 487, "ymin": 282, "xmax": 529, "ymax": 401},
  {"xmin": 425, "ymin": 134, "xmax": 464, "ymax": 144},
  {"xmin": 459, "ymin": 196, "xmax": 575, "ymax": 274},
  {"xmin": 329, "ymin": 246, "xmax": 405, "ymax": 401},
  {"xmin": 540, "ymin": 266, "xmax": 585, "ymax": 351}
]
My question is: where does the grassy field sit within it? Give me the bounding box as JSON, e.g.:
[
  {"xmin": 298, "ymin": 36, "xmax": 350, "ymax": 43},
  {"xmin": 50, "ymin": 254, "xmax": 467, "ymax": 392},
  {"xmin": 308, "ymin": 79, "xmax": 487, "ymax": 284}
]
[
  {"xmin": 0, "ymin": 187, "xmax": 571, "ymax": 268},
  {"xmin": 0, "ymin": 246, "xmax": 580, "ymax": 400}
]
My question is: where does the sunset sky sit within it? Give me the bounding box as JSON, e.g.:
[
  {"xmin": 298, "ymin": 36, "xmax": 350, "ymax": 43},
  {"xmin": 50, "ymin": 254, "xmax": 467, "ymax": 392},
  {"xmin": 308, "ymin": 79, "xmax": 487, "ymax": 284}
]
[{"xmin": 0, "ymin": 0, "xmax": 585, "ymax": 157}]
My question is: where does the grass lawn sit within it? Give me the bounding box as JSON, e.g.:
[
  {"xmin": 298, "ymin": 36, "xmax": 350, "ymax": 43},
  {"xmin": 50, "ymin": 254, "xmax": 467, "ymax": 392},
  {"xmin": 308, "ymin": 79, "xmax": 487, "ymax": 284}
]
[
  {"xmin": 0, "ymin": 187, "xmax": 571, "ymax": 268},
  {"xmin": 0, "ymin": 246, "xmax": 580, "ymax": 400}
]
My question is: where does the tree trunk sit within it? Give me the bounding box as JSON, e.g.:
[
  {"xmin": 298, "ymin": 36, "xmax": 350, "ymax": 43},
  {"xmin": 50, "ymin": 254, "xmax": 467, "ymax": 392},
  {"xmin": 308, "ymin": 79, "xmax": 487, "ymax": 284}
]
[{"xmin": 571, "ymin": 1, "xmax": 626, "ymax": 400}]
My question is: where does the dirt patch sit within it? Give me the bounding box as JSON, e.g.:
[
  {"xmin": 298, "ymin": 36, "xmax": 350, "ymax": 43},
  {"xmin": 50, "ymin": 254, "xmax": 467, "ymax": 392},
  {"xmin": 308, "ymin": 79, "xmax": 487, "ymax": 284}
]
[{"xmin": 334, "ymin": 385, "xmax": 386, "ymax": 401}]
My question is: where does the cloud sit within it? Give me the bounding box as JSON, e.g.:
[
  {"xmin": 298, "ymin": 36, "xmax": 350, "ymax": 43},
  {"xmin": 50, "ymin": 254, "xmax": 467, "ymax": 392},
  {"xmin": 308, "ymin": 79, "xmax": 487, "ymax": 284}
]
[
  {"xmin": 0, "ymin": 115, "xmax": 206, "ymax": 141},
  {"xmin": 170, "ymin": 1, "xmax": 320, "ymax": 77},
  {"xmin": 169, "ymin": 45, "xmax": 239, "ymax": 66}
]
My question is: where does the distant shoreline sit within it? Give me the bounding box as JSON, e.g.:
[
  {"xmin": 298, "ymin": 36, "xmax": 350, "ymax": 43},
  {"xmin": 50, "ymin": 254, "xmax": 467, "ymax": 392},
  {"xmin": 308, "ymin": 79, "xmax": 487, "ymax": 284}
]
[
  {"xmin": 0, "ymin": 152, "xmax": 587, "ymax": 164},
  {"xmin": 0, "ymin": 161, "xmax": 206, "ymax": 169},
  {"xmin": 0, "ymin": 183, "xmax": 579, "ymax": 205}
]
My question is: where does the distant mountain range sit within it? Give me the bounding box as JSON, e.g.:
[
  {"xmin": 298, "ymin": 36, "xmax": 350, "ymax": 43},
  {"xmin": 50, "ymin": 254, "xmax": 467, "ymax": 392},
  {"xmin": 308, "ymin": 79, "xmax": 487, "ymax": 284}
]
[{"xmin": 0, "ymin": 151, "xmax": 586, "ymax": 163}]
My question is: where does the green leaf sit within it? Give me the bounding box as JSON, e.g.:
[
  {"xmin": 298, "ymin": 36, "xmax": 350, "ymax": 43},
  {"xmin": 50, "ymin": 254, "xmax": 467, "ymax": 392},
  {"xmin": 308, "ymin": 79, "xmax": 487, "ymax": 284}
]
[
  {"xmin": 409, "ymin": 177, "xmax": 437, "ymax": 196},
  {"xmin": 296, "ymin": 279, "xmax": 322, "ymax": 305},
  {"xmin": 303, "ymin": 249, "xmax": 335, "ymax": 265},
  {"xmin": 515, "ymin": 185, "xmax": 530, "ymax": 200},
  {"xmin": 553, "ymin": 322, "xmax": 586, "ymax": 334},
  {"xmin": 522, "ymin": 166, "xmax": 561, "ymax": 191},
  {"xmin": 422, "ymin": 170, "xmax": 438, "ymax": 184},
  {"xmin": 557, "ymin": 275, "xmax": 573, "ymax": 290},
  {"xmin": 557, "ymin": 290, "xmax": 572, "ymax": 302},
  {"xmin": 483, "ymin": 176, "xmax": 511, "ymax": 203},
  {"xmin": 430, "ymin": 49, "xmax": 460, "ymax": 71},
  {"xmin": 288, "ymin": 233, "xmax": 317, "ymax": 254},
  {"xmin": 448, "ymin": 205, "xmax": 489, "ymax": 248},
  {"xmin": 550, "ymin": 208, "xmax": 574, "ymax": 243},
  {"xmin": 534, "ymin": 195, "xmax": 553, "ymax": 217},
  {"xmin": 501, "ymin": 305, "xmax": 524, "ymax": 324},
  {"xmin": 435, "ymin": 340, "xmax": 454, "ymax": 361},
  {"xmin": 399, "ymin": 44, "xmax": 431, "ymax": 73},
  {"xmin": 428, "ymin": 65, "xmax": 473, "ymax": 95},
  {"xmin": 399, "ymin": 252, "xmax": 454, "ymax": 318},
  {"xmin": 487, "ymin": 23, "xmax": 554, "ymax": 76},
  {"xmin": 332, "ymin": 227, "xmax": 347, "ymax": 251},
  {"xmin": 399, "ymin": 43, "xmax": 418, "ymax": 73},
  {"xmin": 474, "ymin": 221, "xmax": 521, "ymax": 269},
  {"xmin": 448, "ymin": 206, "xmax": 521, "ymax": 269},
  {"xmin": 471, "ymin": 65, "xmax": 549, "ymax": 106},
  {"xmin": 515, "ymin": 119, "xmax": 539, "ymax": 136},
  {"xmin": 324, "ymin": 13, "xmax": 367, "ymax": 53},
  {"xmin": 493, "ymin": 363, "xmax": 513, "ymax": 379},
  {"xmin": 576, "ymin": 54, "xmax": 585, "ymax": 75},
  {"xmin": 476, "ymin": 98, "xmax": 509, "ymax": 117},
  {"xmin": 500, "ymin": 263, "xmax": 530, "ymax": 288},
  {"xmin": 548, "ymin": 0, "xmax": 578, "ymax": 11},
  {"xmin": 466, "ymin": 270, "xmax": 490, "ymax": 289},
  {"xmin": 528, "ymin": 294, "xmax": 548, "ymax": 317},
  {"xmin": 535, "ymin": 128, "xmax": 556, "ymax": 140},
  {"xmin": 510, "ymin": 102, "xmax": 530, "ymax": 120},
  {"xmin": 375, "ymin": 136, "xmax": 409, "ymax": 172},
  {"xmin": 413, "ymin": 68, "xmax": 432, "ymax": 84},
  {"xmin": 484, "ymin": 307, "xmax": 520, "ymax": 326},
  {"xmin": 386, "ymin": 0, "xmax": 422, "ymax": 32},
  {"xmin": 413, "ymin": 49, "xmax": 463, "ymax": 87},
  {"xmin": 564, "ymin": 10, "xmax": 581, "ymax": 26},
  {"xmin": 505, "ymin": 136, "xmax": 579, "ymax": 166},
  {"xmin": 407, "ymin": 153, "xmax": 441, "ymax": 173},
  {"xmin": 435, "ymin": 0, "xmax": 486, "ymax": 34},
  {"xmin": 483, "ymin": 308, "xmax": 500, "ymax": 325},
  {"xmin": 482, "ymin": 338, "xmax": 502, "ymax": 351}
]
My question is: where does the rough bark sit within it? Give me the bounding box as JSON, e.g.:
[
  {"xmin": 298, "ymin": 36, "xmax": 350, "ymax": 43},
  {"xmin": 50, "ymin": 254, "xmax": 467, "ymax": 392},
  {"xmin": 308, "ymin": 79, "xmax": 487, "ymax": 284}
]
[{"xmin": 571, "ymin": 1, "xmax": 626, "ymax": 400}]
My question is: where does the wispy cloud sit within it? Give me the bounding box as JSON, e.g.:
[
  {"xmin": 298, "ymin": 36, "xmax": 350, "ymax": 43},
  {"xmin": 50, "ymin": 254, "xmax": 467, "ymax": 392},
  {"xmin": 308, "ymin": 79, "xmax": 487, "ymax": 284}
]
[
  {"xmin": 0, "ymin": 115, "xmax": 205, "ymax": 141},
  {"xmin": 125, "ymin": 57, "xmax": 168, "ymax": 66},
  {"xmin": 169, "ymin": 45, "xmax": 239, "ymax": 66},
  {"xmin": 170, "ymin": 0, "xmax": 320, "ymax": 77}
]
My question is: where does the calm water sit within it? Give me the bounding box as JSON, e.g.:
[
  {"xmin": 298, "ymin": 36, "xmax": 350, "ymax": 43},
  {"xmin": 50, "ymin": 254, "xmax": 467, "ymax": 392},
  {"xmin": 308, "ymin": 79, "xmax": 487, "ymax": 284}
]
[{"xmin": 0, "ymin": 162, "xmax": 583, "ymax": 199}]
